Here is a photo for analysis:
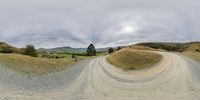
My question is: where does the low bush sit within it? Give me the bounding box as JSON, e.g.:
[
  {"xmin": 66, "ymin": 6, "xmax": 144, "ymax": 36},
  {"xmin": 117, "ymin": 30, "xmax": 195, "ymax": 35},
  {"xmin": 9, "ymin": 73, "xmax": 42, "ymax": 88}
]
[
  {"xmin": 1, "ymin": 47, "xmax": 14, "ymax": 53},
  {"xmin": 23, "ymin": 45, "xmax": 38, "ymax": 57}
]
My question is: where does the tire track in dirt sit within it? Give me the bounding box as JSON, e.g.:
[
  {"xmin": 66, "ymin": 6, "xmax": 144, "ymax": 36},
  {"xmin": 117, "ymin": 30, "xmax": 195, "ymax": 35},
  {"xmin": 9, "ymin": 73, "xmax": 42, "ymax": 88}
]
[{"xmin": 0, "ymin": 52, "xmax": 200, "ymax": 100}]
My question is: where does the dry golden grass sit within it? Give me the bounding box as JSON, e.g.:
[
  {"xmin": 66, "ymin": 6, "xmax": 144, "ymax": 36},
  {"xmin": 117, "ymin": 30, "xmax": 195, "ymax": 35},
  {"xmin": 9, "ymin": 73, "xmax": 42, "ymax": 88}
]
[
  {"xmin": 182, "ymin": 52, "xmax": 200, "ymax": 63},
  {"xmin": 107, "ymin": 48, "xmax": 161, "ymax": 70},
  {"xmin": 0, "ymin": 53, "xmax": 76, "ymax": 75},
  {"xmin": 129, "ymin": 45, "xmax": 155, "ymax": 50},
  {"xmin": 182, "ymin": 42, "xmax": 200, "ymax": 52}
]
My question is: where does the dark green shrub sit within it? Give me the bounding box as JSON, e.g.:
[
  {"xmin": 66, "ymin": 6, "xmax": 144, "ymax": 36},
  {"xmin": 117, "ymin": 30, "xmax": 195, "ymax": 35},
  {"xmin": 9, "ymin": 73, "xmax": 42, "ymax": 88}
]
[
  {"xmin": 108, "ymin": 48, "xmax": 114, "ymax": 54},
  {"xmin": 72, "ymin": 54, "xmax": 76, "ymax": 58},
  {"xmin": 1, "ymin": 47, "xmax": 14, "ymax": 53},
  {"xmin": 24, "ymin": 45, "xmax": 38, "ymax": 57},
  {"xmin": 86, "ymin": 44, "xmax": 96, "ymax": 56}
]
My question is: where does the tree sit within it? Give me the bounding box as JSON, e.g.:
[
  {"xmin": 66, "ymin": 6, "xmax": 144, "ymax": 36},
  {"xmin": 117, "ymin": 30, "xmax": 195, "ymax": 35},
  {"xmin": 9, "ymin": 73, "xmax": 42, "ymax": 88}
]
[
  {"xmin": 24, "ymin": 45, "xmax": 38, "ymax": 57},
  {"xmin": 108, "ymin": 48, "xmax": 114, "ymax": 54},
  {"xmin": 117, "ymin": 46, "xmax": 122, "ymax": 51},
  {"xmin": 86, "ymin": 44, "xmax": 96, "ymax": 56}
]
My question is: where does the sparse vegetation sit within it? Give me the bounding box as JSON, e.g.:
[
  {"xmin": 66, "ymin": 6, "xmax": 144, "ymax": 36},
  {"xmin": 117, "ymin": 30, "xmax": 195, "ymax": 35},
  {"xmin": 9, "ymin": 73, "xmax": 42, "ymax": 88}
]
[{"xmin": 107, "ymin": 48, "xmax": 161, "ymax": 70}]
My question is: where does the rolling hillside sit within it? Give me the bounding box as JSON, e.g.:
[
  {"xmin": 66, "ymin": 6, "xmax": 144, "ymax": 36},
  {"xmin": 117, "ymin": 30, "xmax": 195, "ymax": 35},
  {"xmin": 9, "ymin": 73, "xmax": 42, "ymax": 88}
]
[
  {"xmin": 137, "ymin": 42, "xmax": 200, "ymax": 52},
  {"xmin": 181, "ymin": 42, "xmax": 200, "ymax": 52},
  {"xmin": 107, "ymin": 48, "xmax": 161, "ymax": 70},
  {"xmin": 0, "ymin": 42, "xmax": 19, "ymax": 53},
  {"xmin": 0, "ymin": 53, "xmax": 76, "ymax": 75}
]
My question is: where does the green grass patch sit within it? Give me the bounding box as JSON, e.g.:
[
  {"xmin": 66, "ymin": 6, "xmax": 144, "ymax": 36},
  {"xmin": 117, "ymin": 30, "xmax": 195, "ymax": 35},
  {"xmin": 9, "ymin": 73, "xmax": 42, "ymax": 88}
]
[{"xmin": 54, "ymin": 53, "xmax": 72, "ymax": 58}]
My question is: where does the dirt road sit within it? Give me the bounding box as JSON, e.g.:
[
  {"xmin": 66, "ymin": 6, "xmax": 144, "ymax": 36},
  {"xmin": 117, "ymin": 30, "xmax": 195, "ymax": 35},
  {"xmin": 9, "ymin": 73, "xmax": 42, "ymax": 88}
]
[{"xmin": 0, "ymin": 52, "xmax": 200, "ymax": 100}]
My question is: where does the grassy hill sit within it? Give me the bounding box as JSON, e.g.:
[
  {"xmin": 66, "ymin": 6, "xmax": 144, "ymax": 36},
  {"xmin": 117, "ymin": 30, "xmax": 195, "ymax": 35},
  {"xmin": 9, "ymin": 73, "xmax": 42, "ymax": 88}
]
[
  {"xmin": 181, "ymin": 42, "xmax": 200, "ymax": 52},
  {"xmin": 138, "ymin": 42, "xmax": 184, "ymax": 51},
  {"xmin": 107, "ymin": 48, "xmax": 161, "ymax": 70},
  {"xmin": 0, "ymin": 42, "xmax": 19, "ymax": 53},
  {"xmin": 182, "ymin": 52, "xmax": 200, "ymax": 63},
  {"xmin": 0, "ymin": 42, "xmax": 107, "ymax": 75},
  {"xmin": 137, "ymin": 42, "xmax": 200, "ymax": 52},
  {"xmin": 181, "ymin": 42, "xmax": 200, "ymax": 63},
  {"xmin": 129, "ymin": 45, "xmax": 156, "ymax": 50},
  {"xmin": 0, "ymin": 53, "xmax": 77, "ymax": 75},
  {"xmin": 137, "ymin": 42, "xmax": 200, "ymax": 63}
]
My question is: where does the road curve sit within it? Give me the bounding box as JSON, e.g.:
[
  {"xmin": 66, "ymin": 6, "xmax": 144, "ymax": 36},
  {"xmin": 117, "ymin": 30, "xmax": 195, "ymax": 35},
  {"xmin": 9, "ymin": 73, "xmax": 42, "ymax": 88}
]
[{"xmin": 0, "ymin": 52, "xmax": 200, "ymax": 100}]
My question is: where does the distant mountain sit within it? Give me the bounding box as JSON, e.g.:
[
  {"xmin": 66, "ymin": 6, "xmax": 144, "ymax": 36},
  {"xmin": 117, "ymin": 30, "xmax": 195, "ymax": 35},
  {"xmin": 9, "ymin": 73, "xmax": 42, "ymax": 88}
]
[
  {"xmin": 38, "ymin": 46, "xmax": 73, "ymax": 53},
  {"xmin": 38, "ymin": 46, "xmax": 89, "ymax": 53},
  {"xmin": 96, "ymin": 46, "xmax": 127, "ymax": 52},
  {"xmin": 38, "ymin": 46, "xmax": 111, "ymax": 53}
]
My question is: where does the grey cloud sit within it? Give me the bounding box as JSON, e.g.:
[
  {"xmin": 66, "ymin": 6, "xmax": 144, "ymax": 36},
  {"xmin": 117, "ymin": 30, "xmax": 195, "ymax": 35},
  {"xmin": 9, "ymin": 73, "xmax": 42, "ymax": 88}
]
[{"xmin": 0, "ymin": 0, "xmax": 199, "ymax": 48}]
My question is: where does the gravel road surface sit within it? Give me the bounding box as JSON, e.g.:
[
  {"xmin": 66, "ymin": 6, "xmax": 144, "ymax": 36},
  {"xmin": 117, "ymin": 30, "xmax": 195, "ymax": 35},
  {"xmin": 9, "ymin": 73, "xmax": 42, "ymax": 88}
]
[{"xmin": 0, "ymin": 52, "xmax": 200, "ymax": 100}]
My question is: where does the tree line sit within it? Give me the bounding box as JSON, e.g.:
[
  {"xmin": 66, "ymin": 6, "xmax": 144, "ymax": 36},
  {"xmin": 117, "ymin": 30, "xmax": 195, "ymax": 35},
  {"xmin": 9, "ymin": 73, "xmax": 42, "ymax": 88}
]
[
  {"xmin": 0, "ymin": 43, "xmax": 123, "ymax": 58},
  {"xmin": 0, "ymin": 44, "xmax": 38, "ymax": 57}
]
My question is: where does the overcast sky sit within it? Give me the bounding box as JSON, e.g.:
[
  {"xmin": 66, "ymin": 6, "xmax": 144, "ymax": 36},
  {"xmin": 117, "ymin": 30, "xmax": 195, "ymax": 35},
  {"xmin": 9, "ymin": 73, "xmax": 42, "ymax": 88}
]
[{"xmin": 0, "ymin": 0, "xmax": 199, "ymax": 48}]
